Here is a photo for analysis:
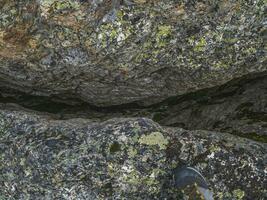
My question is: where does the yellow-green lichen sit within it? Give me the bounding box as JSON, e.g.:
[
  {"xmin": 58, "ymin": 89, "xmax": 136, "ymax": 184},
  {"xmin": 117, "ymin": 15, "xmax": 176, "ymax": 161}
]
[
  {"xmin": 122, "ymin": 166, "xmax": 141, "ymax": 185},
  {"xmin": 127, "ymin": 147, "xmax": 138, "ymax": 158},
  {"xmin": 39, "ymin": 0, "xmax": 58, "ymax": 17},
  {"xmin": 40, "ymin": 0, "xmax": 56, "ymax": 8},
  {"xmin": 244, "ymin": 47, "xmax": 257, "ymax": 54},
  {"xmin": 138, "ymin": 132, "xmax": 169, "ymax": 150},
  {"xmin": 96, "ymin": 9, "xmax": 133, "ymax": 49},
  {"xmin": 217, "ymin": 192, "xmax": 224, "ymax": 200},
  {"xmin": 121, "ymin": 165, "xmax": 162, "ymax": 194},
  {"xmin": 213, "ymin": 61, "xmax": 229, "ymax": 69},
  {"xmin": 233, "ymin": 189, "xmax": 245, "ymax": 200},
  {"xmin": 157, "ymin": 25, "xmax": 172, "ymax": 37},
  {"xmin": 135, "ymin": 24, "xmax": 173, "ymax": 63},
  {"xmin": 107, "ymin": 163, "xmax": 116, "ymax": 177},
  {"xmin": 194, "ymin": 37, "xmax": 207, "ymax": 52},
  {"xmin": 209, "ymin": 144, "xmax": 221, "ymax": 152},
  {"xmin": 155, "ymin": 25, "xmax": 172, "ymax": 47},
  {"xmin": 51, "ymin": 0, "xmax": 80, "ymax": 12},
  {"xmin": 224, "ymin": 38, "xmax": 239, "ymax": 44},
  {"xmin": 131, "ymin": 133, "xmax": 140, "ymax": 143},
  {"xmin": 40, "ymin": 0, "xmax": 80, "ymax": 17}
]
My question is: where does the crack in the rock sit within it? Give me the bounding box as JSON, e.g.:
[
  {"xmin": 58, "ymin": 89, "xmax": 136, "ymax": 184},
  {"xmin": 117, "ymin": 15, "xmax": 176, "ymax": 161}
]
[{"xmin": 1, "ymin": 72, "xmax": 267, "ymax": 142}]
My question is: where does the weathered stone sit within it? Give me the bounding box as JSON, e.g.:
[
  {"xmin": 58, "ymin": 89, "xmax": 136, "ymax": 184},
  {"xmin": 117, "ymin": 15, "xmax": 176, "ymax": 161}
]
[
  {"xmin": 0, "ymin": 105, "xmax": 266, "ymax": 199},
  {"xmin": 0, "ymin": 1, "xmax": 266, "ymax": 199},
  {"xmin": 1, "ymin": 72, "xmax": 266, "ymax": 141},
  {"xmin": 0, "ymin": 0, "xmax": 266, "ymax": 106},
  {"xmin": 150, "ymin": 72, "xmax": 267, "ymax": 141}
]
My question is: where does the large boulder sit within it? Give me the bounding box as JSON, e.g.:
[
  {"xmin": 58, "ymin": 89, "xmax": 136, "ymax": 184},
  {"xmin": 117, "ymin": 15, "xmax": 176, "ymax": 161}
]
[
  {"xmin": 0, "ymin": 104, "xmax": 266, "ymax": 199},
  {"xmin": 0, "ymin": 0, "xmax": 266, "ymax": 106}
]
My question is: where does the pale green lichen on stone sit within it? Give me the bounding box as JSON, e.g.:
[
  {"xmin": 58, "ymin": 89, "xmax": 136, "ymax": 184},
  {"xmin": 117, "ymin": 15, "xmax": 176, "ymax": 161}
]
[
  {"xmin": 233, "ymin": 189, "xmax": 245, "ymax": 200},
  {"xmin": 107, "ymin": 163, "xmax": 116, "ymax": 177},
  {"xmin": 157, "ymin": 25, "xmax": 172, "ymax": 37},
  {"xmin": 194, "ymin": 37, "xmax": 207, "ymax": 52},
  {"xmin": 155, "ymin": 25, "xmax": 172, "ymax": 47},
  {"xmin": 244, "ymin": 47, "xmax": 257, "ymax": 55},
  {"xmin": 213, "ymin": 61, "xmax": 229, "ymax": 69},
  {"xmin": 96, "ymin": 9, "xmax": 134, "ymax": 49},
  {"xmin": 131, "ymin": 133, "xmax": 139, "ymax": 143},
  {"xmin": 121, "ymin": 165, "xmax": 140, "ymax": 185},
  {"xmin": 216, "ymin": 192, "xmax": 224, "ymax": 200},
  {"xmin": 55, "ymin": 1, "xmax": 80, "ymax": 10},
  {"xmin": 127, "ymin": 147, "xmax": 137, "ymax": 158},
  {"xmin": 41, "ymin": 0, "xmax": 80, "ymax": 11},
  {"xmin": 209, "ymin": 144, "xmax": 221, "ymax": 152},
  {"xmin": 39, "ymin": 0, "xmax": 80, "ymax": 18},
  {"xmin": 0, "ymin": 0, "xmax": 266, "ymax": 197},
  {"xmin": 39, "ymin": 0, "xmax": 57, "ymax": 16},
  {"xmin": 135, "ymin": 24, "xmax": 173, "ymax": 63},
  {"xmin": 121, "ymin": 165, "xmax": 162, "ymax": 194},
  {"xmin": 138, "ymin": 132, "xmax": 168, "ymax": 150}
]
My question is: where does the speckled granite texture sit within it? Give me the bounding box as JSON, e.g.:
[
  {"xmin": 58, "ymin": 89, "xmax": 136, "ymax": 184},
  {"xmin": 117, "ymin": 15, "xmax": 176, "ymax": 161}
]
[
  {"xmin": 0, "ymin": 1, "xmax": 266, "ymax": 199},
  {"xmin": 0, "ymin": 0, "xmax": 266, "ymax": 106},
  {"xmin": 0, "ymin": 105, "xmax": 266, "ymax": 199}
]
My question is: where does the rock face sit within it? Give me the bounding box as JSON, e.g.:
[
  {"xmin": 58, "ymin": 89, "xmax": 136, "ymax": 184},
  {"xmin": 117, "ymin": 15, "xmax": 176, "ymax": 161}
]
[
  {"xmin": 0, "ymin": 105, "xmax": 266, "ymax": 199},
  {"xmin": 0, "ymin": 1, "xmax": 266, "ymax": 199},
  {"xmin": 150, "ymin": 73, "xmax": 267, "ymax": 141},
  {"xmin": 0, "ymin": 0, "xmax": 266, "ymax": 106},
  {"xmin": 1, "ymin": 72, "xmax": 266, "ymax": 142}
]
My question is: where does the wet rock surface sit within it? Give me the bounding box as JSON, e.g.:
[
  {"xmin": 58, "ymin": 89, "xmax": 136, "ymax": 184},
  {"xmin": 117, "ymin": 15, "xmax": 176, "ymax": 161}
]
[
  {"xmin": 0, "ymin": 106, "xmax": 266, "ymax": 199},
  {"xmin": 0, "ymin": 0, "xmax": 266, "ymax": 106}
]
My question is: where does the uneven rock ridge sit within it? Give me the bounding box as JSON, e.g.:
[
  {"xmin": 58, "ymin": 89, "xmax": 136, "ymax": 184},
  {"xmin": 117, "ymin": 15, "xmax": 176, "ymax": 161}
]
[{"xmin": 0, "ymin": 0, "xmax": 266, "ymax": 199}]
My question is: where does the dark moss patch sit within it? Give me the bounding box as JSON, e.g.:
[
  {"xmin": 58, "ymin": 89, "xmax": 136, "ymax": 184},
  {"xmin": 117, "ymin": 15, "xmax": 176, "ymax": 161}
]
[{"xmin": 110, "ymin": 141, "xmax": 121, "ymax": 153}]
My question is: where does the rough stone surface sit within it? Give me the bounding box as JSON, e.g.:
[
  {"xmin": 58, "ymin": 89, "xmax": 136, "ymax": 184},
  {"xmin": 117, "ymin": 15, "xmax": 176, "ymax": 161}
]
[
  {"xmin": 0, "ymin": 104, "xmax": 266, "ymax": 199},
  {"xmin": 3, "ymin": 73, "xmax": 265, "ymax": 141},
  {"xmin": 0, "ymin": 1, "xmax": 266, "ymax": 199},
  {"xmin": 0, "ymin": 0, "xmax": 266, "ymax": 106},
  {"xmin": 150, "ymin": 73, "xmax": 267, "ymax": 141},
  {"xmin": 0, "ymin": 72, "xmax": 267, "ymax": 143}
]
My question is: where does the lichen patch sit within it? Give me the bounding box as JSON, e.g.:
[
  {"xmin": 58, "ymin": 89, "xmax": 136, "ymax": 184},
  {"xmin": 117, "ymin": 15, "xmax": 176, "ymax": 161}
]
[{"xmin": 138, "ymin": 132, "xmax": 169, "ymax": 150}]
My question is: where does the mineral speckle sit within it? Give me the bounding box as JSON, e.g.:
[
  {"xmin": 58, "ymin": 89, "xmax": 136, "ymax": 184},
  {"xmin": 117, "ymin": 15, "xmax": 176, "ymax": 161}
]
[
  {"xmin": 0, "ymin": 106, "xmax": 266, "ymax": 199},
  {"xmin": 0, "ymin": 0, "xmax": 266, "ymax": 106}
]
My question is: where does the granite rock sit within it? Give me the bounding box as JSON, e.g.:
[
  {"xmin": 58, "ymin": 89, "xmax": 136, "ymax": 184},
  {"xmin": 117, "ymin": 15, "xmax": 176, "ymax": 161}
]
[
  {"xmin": 0, "ymin": 0, "xmax": 266, "ymax": 106},
  {"xmin": 0, "ymin": 105, "xmax": 266, "ymax": 199}
]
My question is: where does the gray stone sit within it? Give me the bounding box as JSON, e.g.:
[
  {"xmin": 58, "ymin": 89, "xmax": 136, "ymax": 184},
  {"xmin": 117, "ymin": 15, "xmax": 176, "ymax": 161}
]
[
  {"xmin": 1, "ymin": 73, "xmax": 266, "ymax": 141},
  {"xmin": 0, "ymin": 0, "xmax": 266, "ymax": 106},
  {"xmin": 0, "ymin": 105, "xmax": 266, "ymax": 199},
  {"xmin": 150, "ymin": 73, "xmax": 267, "ymax": 141}
]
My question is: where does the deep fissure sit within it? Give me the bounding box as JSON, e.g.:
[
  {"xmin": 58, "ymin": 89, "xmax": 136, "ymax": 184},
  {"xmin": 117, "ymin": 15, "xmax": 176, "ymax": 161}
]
[{"xmin": 1, "ymin": 72, "xmax": 266, "ymax": 143}]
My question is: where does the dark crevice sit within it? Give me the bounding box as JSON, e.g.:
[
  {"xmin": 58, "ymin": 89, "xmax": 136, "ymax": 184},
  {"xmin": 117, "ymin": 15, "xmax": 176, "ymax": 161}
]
[
  {"xmin": 1, "ymin": 71, "xmax": 266, "ymax": 112},
  {"xmin": 0, "ymin": 71, "xmax": 267, "ymax": 142}
]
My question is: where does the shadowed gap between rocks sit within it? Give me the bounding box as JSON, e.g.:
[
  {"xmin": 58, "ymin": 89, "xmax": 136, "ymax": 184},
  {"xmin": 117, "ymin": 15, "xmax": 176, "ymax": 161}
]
[{"xmin": 1, "ymin": 71, "xmax": 267, "ymax": 142}]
